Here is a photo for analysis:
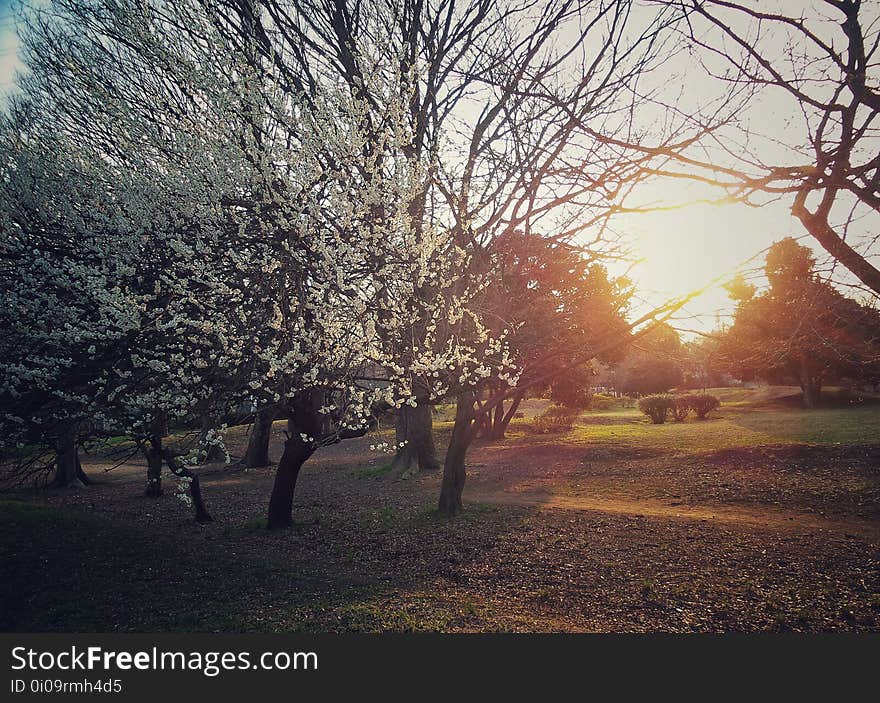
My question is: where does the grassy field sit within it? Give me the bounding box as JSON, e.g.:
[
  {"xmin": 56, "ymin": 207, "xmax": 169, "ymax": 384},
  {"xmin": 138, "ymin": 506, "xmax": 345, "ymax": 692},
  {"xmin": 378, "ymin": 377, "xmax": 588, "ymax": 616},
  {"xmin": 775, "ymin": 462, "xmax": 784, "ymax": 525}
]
[
  {"xmin": 566, "ymin": 401, "xmax": 880, "ymax": 450},
  {"xmin": 1, "ymin": 386, "xmax": 878, "ymax": 632}
]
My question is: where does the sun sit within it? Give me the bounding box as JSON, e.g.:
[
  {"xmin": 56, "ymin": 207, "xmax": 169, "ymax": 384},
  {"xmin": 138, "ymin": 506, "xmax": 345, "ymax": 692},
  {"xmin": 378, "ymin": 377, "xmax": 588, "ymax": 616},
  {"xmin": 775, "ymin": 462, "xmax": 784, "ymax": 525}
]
[{"xmin": 611, "ymin": 184, "xmax": 801, "ymax": 334}]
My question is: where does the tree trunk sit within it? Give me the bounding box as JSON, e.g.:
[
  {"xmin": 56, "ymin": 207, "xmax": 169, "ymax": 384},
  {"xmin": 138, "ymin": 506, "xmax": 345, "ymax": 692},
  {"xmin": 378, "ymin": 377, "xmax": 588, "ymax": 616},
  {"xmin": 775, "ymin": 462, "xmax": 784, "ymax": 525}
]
[
  {"xmin": 188, "ymin": 474, "xmax": 213, "ymax": 523},
  {"xmin": 243, "ymin": 407, "xmax": 274, "ymax": 467},
  {"xmin": 197, "ymin": 416, "xmax": 226, "ymax": 464},
  {"xmin": 145, "ymin": 438, "xmax": 163, "ymax": 497},
  {"xmin": 51, "ymin": 423, "xmax": 87, "ymax": 488},
  {"xmin": 390, "ymin": 402, "xmax": 441, "ymax": 477},
  {"xmin": 802, "ymin": 380, "xmax": 822, "ymax": 409},
  {"xmin": 266, "ymin": 391, "xmax": 322, "ymax": 530},
  {"xmin": 438, "ymin": 392, "xmax": 476, "ymax": 516},
  {"xmin": 481, "ymin": 391, "xmax": 524, "ymax": 441},
  {"xmin": 798, "ymin": 359, "xmax": 822, "ymax": 409},
  {"xmin": 491, "ymin": 400, "xmax": 504, "ymax": 438},
  {"xmin": 161, "ymin": 449, "xmax": 214, "ymax": 524},
  {"xmin": 75, "ymin": 453, "xmax": 91, "ymax": 485},
  {"xmin": 475, "ymin": 410, "xmax": 491, "ymax": 439},
  {"xmin": 266, "ymin": 435, "xmax": 314, "ymax": 530}
]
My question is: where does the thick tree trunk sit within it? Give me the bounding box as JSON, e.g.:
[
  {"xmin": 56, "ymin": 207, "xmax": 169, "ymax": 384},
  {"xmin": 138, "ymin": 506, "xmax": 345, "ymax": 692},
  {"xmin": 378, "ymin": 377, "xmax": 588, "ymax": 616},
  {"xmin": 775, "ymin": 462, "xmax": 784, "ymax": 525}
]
[
  {"xmin": 51, "ymin": 424, "xmax": 87, "ymax": 488},
  {"xmin": 798, "ymin": 359, "xmax": 822, "ymax": 409},
  {"xmin": 488, "ymin": 392, "xmax": 524, "ymax": 441},
  {"xmin": 266, "ymin": 436, "xmax": 313, "ymax": 530},
  {"xmin": 801, "ymin": 380, "xmax": 822, "ymax": 409},
  {"xmin": 481, "ymin": 391, "xmax": 524, "ymax": 441},
  {"xmin": 266, "ymin": 391, "xmax": 322, "ymax": 530},
  {"xmin": 243, "ymin": 408, "xmax": 274, "ymax": 468},
  {"xmin": 491, "ymin": 400, "xmax": 504, "ymax": 437},
  {"xmin": 144, "ymin": 438, "xmax": 163, "ymax": 497},
  {"xmin": 188, "ymin": 474, "xmax": 213, "ymax": 523},
  {"xmin": 390, "ymin": 402, "xmax": 441, "ymax": 477},
  {"xmin": 75, "ymin": 453, "xmax": 91, "ymax": 485},
  {"xmin": 438, "ymin": 392, "xmax": 476, "ymax": 516}
]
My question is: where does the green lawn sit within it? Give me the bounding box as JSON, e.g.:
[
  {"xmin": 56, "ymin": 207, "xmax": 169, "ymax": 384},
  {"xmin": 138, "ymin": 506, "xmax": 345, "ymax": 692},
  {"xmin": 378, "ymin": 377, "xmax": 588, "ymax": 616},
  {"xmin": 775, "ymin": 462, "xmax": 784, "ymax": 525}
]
[{"xmin": 565, "ymin": 400, "xmax": 880, "ymax": 453}]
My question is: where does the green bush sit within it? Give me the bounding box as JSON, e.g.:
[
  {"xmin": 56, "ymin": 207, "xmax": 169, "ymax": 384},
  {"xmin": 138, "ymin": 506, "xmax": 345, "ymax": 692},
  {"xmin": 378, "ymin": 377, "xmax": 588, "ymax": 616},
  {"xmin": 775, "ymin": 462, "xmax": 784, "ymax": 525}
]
[
  {"xmin": 687, "ymin": 393, "xmax": 720, "ymax": 419},
  {"xmin": 590, "ymin": 393, "xmax": 619, "ymax": 410},
  {"xmin": 532, "ymin": 406, "xmax": 576, "ymax": 433},
  {"xmin": 637, "ymin": 394, "xmax": 674, "ymax": 424},
  {"xmin": 549, "ymin": 364, "xmax": 595, "ymax": 411},
  {"xmin": 671, "ymin": 396, "xmax": 691, "ymax": 422},
  {"xmin": 544, "ymin": 404, "xmax": 575, "ymax": 418}
]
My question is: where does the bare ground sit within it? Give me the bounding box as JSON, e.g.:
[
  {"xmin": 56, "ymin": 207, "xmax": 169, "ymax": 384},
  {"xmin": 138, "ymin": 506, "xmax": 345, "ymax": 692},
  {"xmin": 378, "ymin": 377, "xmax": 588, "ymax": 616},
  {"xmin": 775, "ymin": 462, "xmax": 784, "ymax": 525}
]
[{"xmin": 1, "ymin": 410, "xmax": 879, "ymax": 632}]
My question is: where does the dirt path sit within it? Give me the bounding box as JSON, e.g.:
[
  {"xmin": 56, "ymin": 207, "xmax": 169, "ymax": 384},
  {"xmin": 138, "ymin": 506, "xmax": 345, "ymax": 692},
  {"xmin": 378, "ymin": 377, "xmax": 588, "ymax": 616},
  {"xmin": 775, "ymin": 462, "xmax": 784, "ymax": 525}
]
[{"xmin": 469, "ymin": 488, "xmax": 880, "ymax": 540}]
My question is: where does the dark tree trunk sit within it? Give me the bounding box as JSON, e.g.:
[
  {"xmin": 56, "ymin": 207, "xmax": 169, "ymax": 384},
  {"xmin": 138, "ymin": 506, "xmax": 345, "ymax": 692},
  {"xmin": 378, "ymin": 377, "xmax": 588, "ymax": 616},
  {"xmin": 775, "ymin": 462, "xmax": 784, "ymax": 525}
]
[
  {"xmin": 197, "ymin": 416, "xmax": 226, "ymax": 463},
  {"xmin": 474, "ymin": 393, "xmax": 493, "ymax": 440},
  {"xmin": 243, "ymin": 407, "xmax": 274, "ymax": 467},
  {"xmin": 161, "ymin": 449, "xmax": 213, "ymax": 523},
  {"xmin": 483, "ymin": 391, "xmax": 524, "ymax": 441},
  {"xmin": 438, "ymin": 391, "xmax": 476, "ymax": 516},
  {"xmin": 266, "ymin": 391, "xmax": 322, "ymax": 530},
  {"xmin": 802, "ymin": 381, "xmax": 822, "ymax": 409},
  {"xmin": 390, "ymin": 402, "xmax": 441, "ymax": 477},
  {"xmin": 491, "ymin": 400, "xmax": 504, "ymax": 437},
  {"xmin": 266, "ymin": 435, "xmax": 314, "ymax": 530},
  {"xmin": 798, "ymin": 359, "xmax": 822, "ymax": 409},
  {"xmin": 74, "ymin": 453, "xmax": 91, "ymax": 485},
  {"xmin": 51, "ymin": 424, "xmax": 87, "ymax": 488},
  {"xmin": 475, "ymin": 410, "xmax": 491, "ymax": 439},
  {"xmin": 145, "ymin": 437, "xmax": 163, "ymax": 497},
  {"xmin": 189, "ymin": 475, "xmax": 212, "ymax": 523}
]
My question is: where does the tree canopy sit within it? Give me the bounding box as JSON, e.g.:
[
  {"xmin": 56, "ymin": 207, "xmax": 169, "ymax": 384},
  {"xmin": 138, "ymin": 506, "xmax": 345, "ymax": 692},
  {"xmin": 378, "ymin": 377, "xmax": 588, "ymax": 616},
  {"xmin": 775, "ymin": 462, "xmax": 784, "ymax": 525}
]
[
  {"xmin": 720, "ymin": 238, "xmax": 880, "ymax": 407},
  {"xmin": 612, "ymin": 322, "xmax": 684, "ymax": 396}
]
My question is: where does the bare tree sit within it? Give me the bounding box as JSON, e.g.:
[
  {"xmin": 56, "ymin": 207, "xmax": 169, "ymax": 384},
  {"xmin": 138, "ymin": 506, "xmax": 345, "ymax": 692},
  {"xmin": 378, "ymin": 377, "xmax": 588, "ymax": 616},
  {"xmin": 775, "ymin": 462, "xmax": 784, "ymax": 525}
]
[
  {"xmin": 6, "ymin": 0, "xmax": 728, "ymax": 522},
  {"xmin": 634, "ymin": 0, "xmax": 880, "ymax": 295},
  {"xmin": 231, "ymin": 0, "xmax": 713, "ymax": 514}
]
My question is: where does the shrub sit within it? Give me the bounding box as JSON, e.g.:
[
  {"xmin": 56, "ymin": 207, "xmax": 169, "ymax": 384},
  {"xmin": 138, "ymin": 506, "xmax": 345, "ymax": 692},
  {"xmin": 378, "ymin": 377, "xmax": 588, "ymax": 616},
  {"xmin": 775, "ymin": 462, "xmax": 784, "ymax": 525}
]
[
  {"xmin": 532, "ymin": 406, "xmax": 576, "ymax": 433},
  {"xmin": 544, "ymin": 404, "xmax": 575, "ymax": 418},
  {"xmin": 550, "ymin": 384, "xmax": 592, "ymax": 411},
  {"xmin": 590, "ymin": 393, "xmax": 619, "ymax": 411},
  {"xmin": 637, "ymin": 394, "xmax": 674, "ymax": 424},
  {"xmin": 687, "ymin": 393, "xmax": 720, "ymax": 419},
  {"xmin": 671, "ymin": 396, "xmax": 691, "ymax": 422},
  {"xmin": 549, "ymin": 364, "xmax": 595, "ymax": 411}
]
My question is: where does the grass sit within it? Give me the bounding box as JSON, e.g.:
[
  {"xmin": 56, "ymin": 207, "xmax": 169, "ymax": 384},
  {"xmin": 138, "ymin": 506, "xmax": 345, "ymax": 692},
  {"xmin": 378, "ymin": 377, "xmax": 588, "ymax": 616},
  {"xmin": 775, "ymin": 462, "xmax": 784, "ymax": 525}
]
[
  {"xmin": 335, "ymin": 596, "xmax": 457, "ymax": 632},
  {"xmin": 243, "ymin": 516, "xmax": 268, "ymax": 531},
  {"xmin": 732, "ymin": 406, "xmax": 880, "ymax": 445},
  {"xmin": 566, "ymin": 396, "xmax": 880, "ymax": 454},
  {"xmin": 0, "ymin": 500, "xmax": 66, "ymax": 526},
  {"xmin": 353, "ymin": 463, "xmax": 393, "ymax": 479},
  {"xmin": 368, "ymin": 505, "xmax": 396, "ymax": 525}
]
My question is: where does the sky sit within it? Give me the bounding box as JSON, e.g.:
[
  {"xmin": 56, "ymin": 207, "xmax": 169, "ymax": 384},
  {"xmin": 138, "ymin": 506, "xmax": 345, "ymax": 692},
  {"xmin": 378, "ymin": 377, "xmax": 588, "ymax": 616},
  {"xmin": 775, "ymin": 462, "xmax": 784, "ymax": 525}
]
[
  {"xmin": 616, "ymin": 190, "xmax": 801, "ymax": 335},
  {"xmin": 0, "ymin": 1, "xmax": 871, "ymax": 339},
  {"xmin": 0, "ymin": 1, "xmax": 19, "ymax": 96}
]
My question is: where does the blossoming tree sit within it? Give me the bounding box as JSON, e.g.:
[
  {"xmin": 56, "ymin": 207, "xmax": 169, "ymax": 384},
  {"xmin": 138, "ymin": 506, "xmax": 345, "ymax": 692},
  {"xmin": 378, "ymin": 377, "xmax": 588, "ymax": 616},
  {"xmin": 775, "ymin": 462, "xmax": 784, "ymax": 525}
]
[
  {"xmin": 4, "ymin": 0, "xmax": 512, "ymax": 528},
  {"xmin": 4, "ymin": 0, "xmax": 717, "ymax": 525}
]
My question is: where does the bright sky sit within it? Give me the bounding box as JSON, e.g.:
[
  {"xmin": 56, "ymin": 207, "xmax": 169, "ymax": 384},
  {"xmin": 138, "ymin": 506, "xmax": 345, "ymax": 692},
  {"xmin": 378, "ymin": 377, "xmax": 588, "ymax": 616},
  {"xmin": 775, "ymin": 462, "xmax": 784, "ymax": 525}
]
[
  {"xmin": 0, "ymin": 2, "xmax": 19, "ymax": 96},
  {"xmin": 614, "ymin": 187, "xmax": 802, "ymax": 335},
  {"xmin": 602, "ymin": 0, "xmax": 877, "ymax": 337},
  {"xmin": 0, "ymin": 1, "xmax": 871, "ymax": 339}
]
